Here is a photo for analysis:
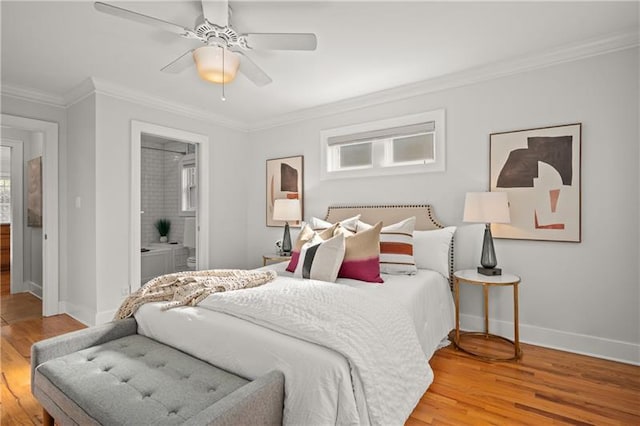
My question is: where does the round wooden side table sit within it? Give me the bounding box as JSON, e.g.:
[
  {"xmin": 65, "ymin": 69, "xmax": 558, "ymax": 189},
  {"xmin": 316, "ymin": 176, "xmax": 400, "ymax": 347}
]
[{"xmin": 452, "ymin": 269, "xmax": 522, "ymax": 361}]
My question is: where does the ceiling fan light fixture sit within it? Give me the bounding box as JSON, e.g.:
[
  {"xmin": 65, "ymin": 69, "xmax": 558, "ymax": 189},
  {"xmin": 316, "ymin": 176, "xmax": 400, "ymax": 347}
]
[{"xmin": 193, "ymin": 46, "xmax": 240, "ymax": 84}]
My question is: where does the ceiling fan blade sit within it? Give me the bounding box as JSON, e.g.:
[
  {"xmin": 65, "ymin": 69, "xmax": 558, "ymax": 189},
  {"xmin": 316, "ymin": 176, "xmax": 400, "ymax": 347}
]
[
  {"xmin": 161, "ymin": 50, "xmax": 195, "ymax": 74},
  {"xmin": 233, "ymin": 51, "xmax": 272, "ymax": 86},
  {"xmin": 243, "ymin": 33, "xmax": 317, "ymax": 51},
  {"xmin": 201, "ymin": 0, "xmax": 229, "ymax": 27},
  {"xmin": 94, "ymin": 2, "xmax": 196, "ymax": 37}
]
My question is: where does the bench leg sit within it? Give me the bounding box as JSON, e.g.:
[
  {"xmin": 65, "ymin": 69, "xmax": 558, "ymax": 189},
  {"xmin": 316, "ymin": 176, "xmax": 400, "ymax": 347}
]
[{"xmin": 43, "ymin": 408, "xmax": 54, "ymax": 426}]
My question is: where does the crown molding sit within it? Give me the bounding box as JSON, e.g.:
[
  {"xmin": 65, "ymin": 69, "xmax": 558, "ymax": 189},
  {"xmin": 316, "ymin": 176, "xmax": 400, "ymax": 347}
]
[
  {"xmin": 63, "ymin": 77, "xmax": 97, "ymax": 108},
  {"xmin": 1, "ymin": 83, "xmax": 66, "ymax": 108},
  {"xmin": 65, "ymin": 77, "xmax": 248, "ymax": 131},
  {"xmin": 248, "ymin": 28, "xmax": 639, "ymax": 131},
  {"xmin": 2, "ymin": 78, "xmax": 248, "ymax": 132}
]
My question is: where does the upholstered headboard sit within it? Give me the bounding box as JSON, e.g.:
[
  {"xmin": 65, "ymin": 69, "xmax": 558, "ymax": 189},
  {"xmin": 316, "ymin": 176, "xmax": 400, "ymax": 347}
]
[
  {"xmin": 325, "ymin": 204, "xmax": 444, "ymax": 230},
  {"xmin": 324, "ymin": 204, "xmax": 454, "ymax": 287}
]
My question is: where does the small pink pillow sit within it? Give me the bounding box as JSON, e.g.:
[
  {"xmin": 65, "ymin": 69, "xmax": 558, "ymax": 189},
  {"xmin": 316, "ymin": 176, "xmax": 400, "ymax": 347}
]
[{"xmin": 335, "ymin": 222, "xmax": 383, "ymax": 283}]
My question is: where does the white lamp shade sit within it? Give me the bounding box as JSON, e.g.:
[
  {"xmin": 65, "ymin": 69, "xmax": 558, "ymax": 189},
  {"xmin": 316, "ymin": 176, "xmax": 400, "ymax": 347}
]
[
  {"xmin": 193, "ymin": 46, "xmax": 240, "ymax": 84},
  {"xmin": 183, "ymin": 217, "xmax": 196, "ymax": 248},
  {"xmin": 273, "ymin": 199, "xmax": 301, "ymax": 222},
  {"xmin": 463, "ymin": 192, "xmax": 510, "ymax": 224}
]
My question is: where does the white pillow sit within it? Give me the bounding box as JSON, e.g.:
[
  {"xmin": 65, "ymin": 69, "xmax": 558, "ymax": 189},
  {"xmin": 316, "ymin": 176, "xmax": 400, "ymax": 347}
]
[
  {"xmin": 294, "ymin": 233, "xmax": 346, "ymax": 282},
  {"xmin": 358, "ymin": 217, "xmax": 417, "ymax": 275},
  {"xmin": 413, "ymin": 226, "xmax": 456, "ymax": 278},
  {"xmin": 310, "ymin": 215, "xmax": 360, "ymax": 232}
]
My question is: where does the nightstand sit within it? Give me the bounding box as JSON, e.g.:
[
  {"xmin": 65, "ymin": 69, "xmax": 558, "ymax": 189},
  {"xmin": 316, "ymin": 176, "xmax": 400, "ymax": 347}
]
[
  {"xmin": 451, "ymin": 269, "xmax": 522, "ymax": 361},
  {"xmin": 262, "ymin": 254, "xmax": 291, "ymax": 266}
]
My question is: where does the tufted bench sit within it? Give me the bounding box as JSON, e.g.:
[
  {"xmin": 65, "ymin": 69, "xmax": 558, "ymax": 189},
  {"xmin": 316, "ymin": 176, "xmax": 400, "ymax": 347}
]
[{"xmin": 31, "ymin": 318, "xmax": 284, "ymax": 426}]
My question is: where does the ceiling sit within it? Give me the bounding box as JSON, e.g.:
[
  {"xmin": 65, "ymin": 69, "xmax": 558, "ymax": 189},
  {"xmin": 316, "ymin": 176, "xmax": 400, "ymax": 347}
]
[{"xmin": 1, "ymin": 1, "xmax": 638, "ymax": 126}]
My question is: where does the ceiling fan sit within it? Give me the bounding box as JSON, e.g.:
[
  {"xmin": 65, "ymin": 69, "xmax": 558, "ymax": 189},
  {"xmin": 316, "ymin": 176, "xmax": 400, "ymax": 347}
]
[{"xmin": 94, "ymin": 1, "xmax": 317, "ymax": 90}]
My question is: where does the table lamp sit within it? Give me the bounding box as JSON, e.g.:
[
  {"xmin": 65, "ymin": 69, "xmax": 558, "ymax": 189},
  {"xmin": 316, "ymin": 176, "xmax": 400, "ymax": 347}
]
[
  {"xmin": 273, "ymin": 199, "xmax": 302, "ymax": 255},
  {"xmin": 463, "ymin": 192, "xmax": 510, "ymax": 276}
]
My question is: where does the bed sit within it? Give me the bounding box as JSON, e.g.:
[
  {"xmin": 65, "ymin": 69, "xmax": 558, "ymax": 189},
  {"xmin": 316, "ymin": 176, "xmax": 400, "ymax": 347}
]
[{"xmin": 134, "ymin": 205, "xmax": 456, "ymax": 425}]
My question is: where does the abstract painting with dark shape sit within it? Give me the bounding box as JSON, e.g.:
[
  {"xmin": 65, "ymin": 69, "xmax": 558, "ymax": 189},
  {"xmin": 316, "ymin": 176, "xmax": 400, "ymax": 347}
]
[
  {"xmin": 280, "ymin": 163, "xmax": 298, "ymax": 192},
  {"xmin": 497, "ymin": 136, "xmax": 573, "ymax": 188}
]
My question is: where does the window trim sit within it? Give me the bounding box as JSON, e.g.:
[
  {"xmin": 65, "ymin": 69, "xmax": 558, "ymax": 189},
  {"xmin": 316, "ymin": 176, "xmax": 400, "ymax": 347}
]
[
  {"xmin": 320, "ymin": 109, "xmax": 445, "ymax": 180},
  {"xmin": 179, "ymin": 153, "xmax": 196, "ymax": 217}
]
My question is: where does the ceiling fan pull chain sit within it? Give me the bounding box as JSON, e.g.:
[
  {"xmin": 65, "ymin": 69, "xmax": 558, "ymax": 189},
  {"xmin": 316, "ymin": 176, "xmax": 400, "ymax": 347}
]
[{"xmin": 221, "ymin": 45, "xmax": 227, "ymax": 101}]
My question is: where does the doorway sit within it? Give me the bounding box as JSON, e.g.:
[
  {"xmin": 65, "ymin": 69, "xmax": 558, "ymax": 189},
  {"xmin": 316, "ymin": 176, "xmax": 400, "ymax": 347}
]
[
  {"xmin": 0, "ymin": 114, "xmax": 59, "ymax": 316},
  {"xmin": 130, "ymin": 121, "xmax": 210, "ymax": 292},
  {"xmin": 1, "ymin": 140, "xmax": 24, "ymax": 296},
  {"xmin": 140, "ymin": 135, "xmax": 198, "ymax": 284}
]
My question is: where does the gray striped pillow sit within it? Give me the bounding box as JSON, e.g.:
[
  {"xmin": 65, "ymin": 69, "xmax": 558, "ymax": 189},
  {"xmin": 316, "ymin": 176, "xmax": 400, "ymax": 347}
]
[{"xmin": 293, "ymin": 233, "xmax": 346, "ymax": 282}]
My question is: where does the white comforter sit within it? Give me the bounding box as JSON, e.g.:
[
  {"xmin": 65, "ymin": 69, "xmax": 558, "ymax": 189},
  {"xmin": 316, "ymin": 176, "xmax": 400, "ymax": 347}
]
[
  {"xmin": 136, "ymin": 267, "xmax": 454, "ymax": 425},
  {"xmin": 198, "ymin": 275, "xmax": 431, "ymax": 426}
]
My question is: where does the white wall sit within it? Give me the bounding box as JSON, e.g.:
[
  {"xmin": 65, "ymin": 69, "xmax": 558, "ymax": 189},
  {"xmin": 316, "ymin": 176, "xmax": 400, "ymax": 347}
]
[
  {"xmin": 25, "ymin": 130, "xmax": 43, "ymax": 296},
  {"xmin": 246, "ymin": 48, "xmax": 639, "ymax": 363},
  {"xmin": 93, "ymin": 93, "xmax": 249, "ymax": 321},
  {"xmin": 66, "ymin": 95, "xmax": 97, "ymax": 321}
]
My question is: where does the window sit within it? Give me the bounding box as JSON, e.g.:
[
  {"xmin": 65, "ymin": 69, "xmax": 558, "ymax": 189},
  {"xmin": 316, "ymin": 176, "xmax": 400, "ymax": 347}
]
[
  {"xmin": 0, "ymin": 146, "xmax": 10, "ymax": 223},
  {"xmin": 333, "ymin": 141, "xmax": 373, "ymax": 171},
  {"xmin": 0, "ymin": 177, "xmax": 10, "ymax": 223},
  {"xmin": 321, "ymin": 110, "xmax": 445, "ymax": 180},
  {"xmin": 180, "ymin": 154, "xmax": 196, "ymax": 216}
]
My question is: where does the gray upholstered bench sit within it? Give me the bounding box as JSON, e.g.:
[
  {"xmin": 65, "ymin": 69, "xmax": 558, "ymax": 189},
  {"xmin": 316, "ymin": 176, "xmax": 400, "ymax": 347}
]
[{"xmin": 31, "ymin": 318, "xmax": 284, "ymax": 426}]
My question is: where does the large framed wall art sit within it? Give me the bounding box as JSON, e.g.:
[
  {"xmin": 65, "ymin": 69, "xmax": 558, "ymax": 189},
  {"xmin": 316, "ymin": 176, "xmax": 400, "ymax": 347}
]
[
  {"xmin": 490, "ymin": 123, "xmax": 581, "ymax": 242},
  {"xmin": 266, "ymin": 155, "xmax": 304, "ymax": 227}
]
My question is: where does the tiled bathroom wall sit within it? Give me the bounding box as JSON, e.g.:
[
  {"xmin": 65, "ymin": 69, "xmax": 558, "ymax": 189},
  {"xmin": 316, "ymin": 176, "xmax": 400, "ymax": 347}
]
[
  {"xmin": 140, "ymin": 137, "xmax": 196, "ymax": 246},
  {"xmin": 163, "ymin": 141, "xmax": 188, "ymax": 244},
  {"xmin": 141, "ymin": 144, "xmax": 165, "ymax": 245}
]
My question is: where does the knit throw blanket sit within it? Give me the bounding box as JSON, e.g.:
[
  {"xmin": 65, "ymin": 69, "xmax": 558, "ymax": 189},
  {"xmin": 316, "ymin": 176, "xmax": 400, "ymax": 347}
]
[{"xmin": 114, "ymin": 269, "xmax": 277, "ymax": 320}]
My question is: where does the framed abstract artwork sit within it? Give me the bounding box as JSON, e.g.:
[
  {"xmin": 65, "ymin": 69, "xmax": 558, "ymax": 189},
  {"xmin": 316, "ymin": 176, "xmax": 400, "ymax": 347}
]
[
  {"xmin": 27, "ymin": 156, "xmax": 43, "ymax": 228},
  {"xmin": 266, "ymin": 155, "xmax": 304, "ymax": 227},
  {"xmin": 490, "ymin": 123, "xmax": 581, "ymax": 242}
]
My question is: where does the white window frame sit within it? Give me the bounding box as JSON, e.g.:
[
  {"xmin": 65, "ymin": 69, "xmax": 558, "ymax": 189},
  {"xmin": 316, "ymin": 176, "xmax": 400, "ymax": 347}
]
[
  {"xmin": 179, "ymin": 153, "xmax": 196, "ymax": 216},
  {"xmin": 320, "ymin": 109, "xmax": 445, "ymax": 180}
]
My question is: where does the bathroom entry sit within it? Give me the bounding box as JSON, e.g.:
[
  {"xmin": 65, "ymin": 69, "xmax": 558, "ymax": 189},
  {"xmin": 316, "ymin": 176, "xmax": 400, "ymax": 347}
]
[{"xmin": 140, "ymin": 134, "xmax": 198, "ymax": 285}]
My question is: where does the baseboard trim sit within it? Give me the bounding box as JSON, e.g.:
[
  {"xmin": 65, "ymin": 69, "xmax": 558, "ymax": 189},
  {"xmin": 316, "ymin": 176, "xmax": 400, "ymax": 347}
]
[
  {"xmin": 58, "ymin": 301, "xmax": 94, "ymax": 326},
  {"xmin": 25, "ymin": 280, "xmax": 42, "ymax": 298},
  {"xmin": 460, "ymin": 314, "xmax": 640, "ymax": 366},
  {"xmin": 95, "ymin": 309, "xmax": 118, "ymax": 325}
]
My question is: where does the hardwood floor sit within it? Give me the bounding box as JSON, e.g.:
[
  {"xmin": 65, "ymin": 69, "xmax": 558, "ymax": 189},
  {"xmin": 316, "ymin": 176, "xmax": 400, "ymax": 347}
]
[
  {"xmin": 1, "ymin": 293, "xmax": 43, "ymax": 325},
  {"xmin": 1, "ymin": 293, "xmax": 638, "ymax": 425},
  {"xmin": 1, "ymin": 293, "xmax": 85, "ymax": 425},
  {"xmin": 1, "ymin": 270, "xmax": 9, "ymax": 297},
  {"xmin": 409, "ymin": 335, "xmax": 640, "ymax": 425}
]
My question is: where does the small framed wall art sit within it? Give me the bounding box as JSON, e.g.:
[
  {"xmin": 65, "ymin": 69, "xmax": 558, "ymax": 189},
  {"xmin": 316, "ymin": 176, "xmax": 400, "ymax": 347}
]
[
  {"xmin": 490, "ymin": 123, "xmax": 581, "ymax": 242},
  {"xmin": 27, "ymin": 156, "xmax": 43, "ymax": 228},
  {"xmin": 266, "ymin": 155, "xmax": 304, "ymax": 227}
]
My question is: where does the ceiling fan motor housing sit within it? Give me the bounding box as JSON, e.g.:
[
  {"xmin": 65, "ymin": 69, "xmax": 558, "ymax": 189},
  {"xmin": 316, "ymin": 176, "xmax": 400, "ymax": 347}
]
[{"xmin": 194, "ymin": 16, "xmax": 241, "ymax": 48}]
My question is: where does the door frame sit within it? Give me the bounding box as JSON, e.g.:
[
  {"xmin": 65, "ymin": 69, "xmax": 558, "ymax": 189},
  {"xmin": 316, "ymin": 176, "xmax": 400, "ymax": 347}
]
[
  {"xmin": 130, "ymin": 120, "xmax": 210, "ymax": 291},
  {"xmin": 1, "ymin": 138, "xmax": 24, "ymax": 294},
  {"xmin": 1, "ymin": 114, "xmax": 59, "ymax": 316}
]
